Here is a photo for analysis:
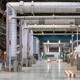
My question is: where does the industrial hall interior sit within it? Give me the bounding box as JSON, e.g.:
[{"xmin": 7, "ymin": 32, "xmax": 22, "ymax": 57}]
[{"xmin": 1, "ymin": 0, "xmax": 80, "ymax": 80}]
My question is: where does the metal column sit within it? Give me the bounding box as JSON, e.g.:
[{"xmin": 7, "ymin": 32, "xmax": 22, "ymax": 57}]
[
  {"xmin": 77, "ymin": 26, "xmax": 79, "ymax": 47},
  {"xmin": 29, "ymin": 30, "xmax": 33, "ymax": 57},
  {"xmin": 29, "ymin": 30, "xmax": 34, "ymax": 64},
  {"xmin": 20, "ymin": 20, "xmax": 28, "ymax": 66},
  {"xmin": 72, "ymin": 33, "xmax": 74, "ymax": 53},
  {"xmin": 6, "ymin": 5, "xmax": 17, "ymax": 71},
  {"xmin": 47, "ymin": 40, "xmax": 49, "ymax": 53},
  {"xmin": 58, "ymin": 40, "xmax": 61, "ymax": 53},
  {"xmin": 27, "ymin": 29, "xmax": 33, "ymax": 66},
  {"xmin": 43, "ymin": 44, "xmax": 46, "ymax": 55}
]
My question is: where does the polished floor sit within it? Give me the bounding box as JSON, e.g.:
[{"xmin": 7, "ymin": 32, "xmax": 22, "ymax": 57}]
[{"xmin": 0, "ymin": 60, "xmax": 80, "ymax": 80}]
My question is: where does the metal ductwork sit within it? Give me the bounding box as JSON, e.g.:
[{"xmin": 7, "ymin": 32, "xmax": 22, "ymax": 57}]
[
  {"xmin": 24, "ymin": 25, "xmax": 78, "ymax": 31},
  {"xmin": 7, "ymin": 1, "xmax": 80, "ymax": 14},
  {"xmin": 12, "ymin": 16, "xmax": 80, "ymax": 19},
  {"xmin": 12, "ymin": 16, "xmax": 80, "ymax": 25},
  {"xmin": 25, "ymin": 19, "xmax": 76, "ymax": 25},
  {"xmin": 25, "ymin": 25, "xmax": 78, "ymax": 29}
]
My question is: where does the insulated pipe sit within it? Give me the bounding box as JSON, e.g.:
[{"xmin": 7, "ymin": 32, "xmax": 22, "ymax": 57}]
[
  {"xmin": 77, "ymin": 26, "xmax": 79, "ymax": 47},
  {"xmin": 33, "ymin": 33, "xmax": 74, "ymax": 35},
  {"xmin": 24, "ymin": 22, "xmax": 28, "ymax": 59},
  {"xmin": 24, "ymin": 25, "xmax": 77, "ymax": 29},
  {"xmin": 58, "ymin": 40, "xmax": 61, "ymax": 53},
  {"xmin": 47, "ymin": 41, "xmax": 49, "ymax": 53},
  {"xmin": 12, "ymin": 16, "xmax": 80, "ymax": 25},
  {"xmin": 24, "ymin": 25, "xmax": 78, "ymax": 31},
  {"xmin": 19, "ymin": 20, "xmax": 23, "ymax": 65},
  {"xmin": 7, "ymin": 1, "xmax": 80, "ymax": 13},
  {"xmin": 25, "ymin": 19, "xmax": 77, "ymax": 25},
  {"xmin": 6, "ymin": 4, "xmax": 17, "ymax": 71},
  {"xmin": 44, "ymin": 44, "xmax": 47, "ymax": 55},
  {"xmin": 20, "ymin": 20, "xmax": 28, "ymax": 65},
  {"xmin": 12, "ymin": 16, "xmax": 80, "ymax": 19},
  {"xmin": 29, "ymin": 30, "xmax": 33, "ymax": 57},
  {"xmin": 72, "ymin": 33, "xmax": 74, "ymax": 53}
]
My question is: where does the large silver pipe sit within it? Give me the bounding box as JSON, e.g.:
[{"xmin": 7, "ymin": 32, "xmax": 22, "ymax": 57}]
[
  {"xmin": 29, "ymin": 30, "xmax": 33, "ymax": 57},
  {"xmin": 24, "ymin": 25, "xmax": 77, "ymax": 29},
  {"xmin": 12, "ymin": 16, "xmax": 80, "ymax": 19},
  {"xmin": 25, "ymin": 19, "xmax": 76, "ymax": 25},
  {"xmin": 7, "ymin": 1, "xmax": 80, "ymax": 13},
  {"xmin": 33, "ymin": 33, "xmax": 74, "ymax": 35},
  {"xmin": 12, "ymin": 16, "xmax": 80, "ymax": 25},
  {"xmin": 20, "ymin": 20, "xmax": 28, "ymax": 65},
  {"xmin": 77, "ymin": 26, "xmax": 79, "ymax": 47},
  {"xmin": 24, "ymin": 25, "xmax": 78, "ymax": 31},
  {"xmin": 6, "ymin": 4, "xmax": 17, "ymax": 71}
]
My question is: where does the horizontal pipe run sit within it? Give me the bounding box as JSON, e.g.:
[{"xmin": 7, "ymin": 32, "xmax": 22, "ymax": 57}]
[
  {"xmin": 12, "ymin": 16, "xmax": 80, "ymax": 25},
  {"xmin": 33, "ymin": 33, "xmax": 74, "ymax": 35},
  {"xmin": 12, "ymin": 16, "xmax": 80, "ymax": 19},
  {"xmin": 25, "ymin": 19, "xmax": 76, "ymax": 25},
  {"xmin": 23, "ymin": 25, "xmax": 77, "ymax": 29},
  {"xmin": 7, "ymin": 2, "xmax": 80, "ymax": 13}
]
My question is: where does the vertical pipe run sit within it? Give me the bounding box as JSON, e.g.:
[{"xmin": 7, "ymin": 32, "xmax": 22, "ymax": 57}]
[
  {"xmin": 44, "ymin": 44, "xmax": 47, "ymax": 55},
  {"xmin": 20, "ymin": 20, "xmax": 28, "ymax": 65},
  {"xmin": 6, "ymin": 4, "xmax": 17, "ymax": 71},
  {"xmin": 29, "ymin": 30, "xmax": 34, "ymax": 57},
  {"xmin": 77, "ymin": 26, "xmax": 78, "ymax": 47},
  {"xmin": 72, "ymin": 33, "xmax": 74, "ymax": 53},
  {"xmin": 47, "ymin": 40, "xmax": 49, "ymax": 53},
  {"xmin": 20, "ymin": 20, "xmax": 24, "ymax": 65},
  {"xmin": 19, "ymin": 20, "xmax": 22, "ymax": 65},
  {"xmin": 27, "ymin": 29, "xmax": 33, "ymax": 66},
  {"xmin": 45, "ymin": 45, "xmax": 47, "ymax": 54},
  {"xmin": 24, "ymin": 23, "xmax": 28, "ymax": 60},
  {"xmin": 58, "ymin": 40, "xmax": 61, "ymax": 53},
  {"xmin": 43, "ymin": 44, "xmax": 46, "ymax": 55}
]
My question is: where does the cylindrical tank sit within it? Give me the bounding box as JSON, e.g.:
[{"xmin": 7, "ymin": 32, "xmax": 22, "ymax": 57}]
[{"xmin": 33, "ymin": 37, "xmax": 40, "ymax": 60}]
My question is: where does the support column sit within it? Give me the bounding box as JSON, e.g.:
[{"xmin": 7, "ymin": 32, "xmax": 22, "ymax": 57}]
[
  {"xmin": 20, "ymin": 20, "xmax": 28, "ymax": 66},
  {"xmin": 71, "ymin": 33, "xmax": 74, "ymax": 53},
  {"xmin": 77, "ymin": 26, "xmax": 79, "ymax": 47},
  {"xmin": 6, "ymin": 4, "xmax": 17, "ymax": 71},
  {"xmin": 47, "ymin": 40, "xmax": 49, "ymax": 53},
  {"xmin": 43, "ymin": 44, "xmax": 46, "ymax": 55},
  {"xmin": 58, "ymin": 40, "xmax": 61, "ymax": 53},
  {"xmin": 76, "ymin": 25, "xmax": 80, "ymax": 70},
  {"xmin": 27, "ymin": 29, "xmax": 33, "ymax": 66},
  {"xmin": 29, "ymin": 30, "xmax": 34, "ymax": 64},
  {"xmin": 29, "ymin": 30, "xmax": 33, "ymax": 57}
]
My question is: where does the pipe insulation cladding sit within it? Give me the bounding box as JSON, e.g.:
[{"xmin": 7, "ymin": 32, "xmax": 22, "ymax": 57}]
[
  {"xmin": 12, "ymin": 16, "xmax": 80, "ymax": 25},
  {"xmin": 24, "ymin": 25, "xmax": 78, "ymax": 29},
  {"xmin": 6, "ymin": 4, "xmax": 17, "ymax": 71},
  {"xmin": 25, "ymin": 19, "xmax": 77, "ymax": 25},
  {"xmin": 7, "ymin": 1, "xmax": 80, "ymax": 14}
]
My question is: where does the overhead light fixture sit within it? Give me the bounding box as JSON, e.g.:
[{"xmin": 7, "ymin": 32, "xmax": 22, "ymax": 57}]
[{"xmin": 41, "ymin": 31, "xmax": 44, "ymax": 35}]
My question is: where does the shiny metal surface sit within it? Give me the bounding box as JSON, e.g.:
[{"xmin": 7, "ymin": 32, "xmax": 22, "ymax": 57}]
[
  {"xmin": 0, "ymin": 60, "xmax": 80, "ymax": 80},
  {"xmin": 7, "ymin": 2, "xmax": 80, "ymax": 13}
]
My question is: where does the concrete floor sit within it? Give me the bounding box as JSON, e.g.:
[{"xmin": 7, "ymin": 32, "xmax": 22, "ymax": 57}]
[{"xmin": 0, "ymin": 60, "xmax": 80, "ymax": 80}]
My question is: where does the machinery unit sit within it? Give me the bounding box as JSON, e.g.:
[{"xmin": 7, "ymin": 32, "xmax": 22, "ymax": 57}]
[{"xmin": 33, "ymin": 37, "xmax": 40, "ymax": 60}]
